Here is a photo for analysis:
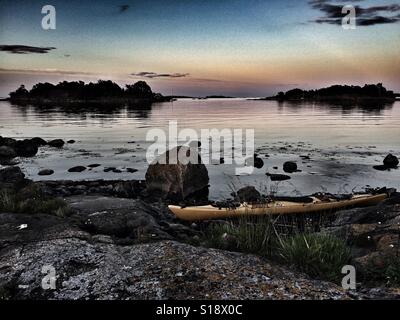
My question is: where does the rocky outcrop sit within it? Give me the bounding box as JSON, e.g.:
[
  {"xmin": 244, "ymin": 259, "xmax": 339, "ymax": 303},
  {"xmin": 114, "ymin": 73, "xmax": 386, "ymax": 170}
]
[
  {"xmin": 323, "ymin": 195, "xmax": 400, "ymax": 282},
  {"xmin": 145, "ymin": 146, "xmax": 209, "ymax": 201},
  {"xmin": 0, "ymin": 166, "xmax": 29, "ymax": 190},
  {"xmin": 0, "ymin": 137, "xmax": 39, "ymax": 158},
  {"xmin": 37, "ymin": 180, "xmax": 146, "ymax": 198},
  {"xmin": 0, "ymin": 238, "xmax": 351, "ymax": 300},
  {"xmin": 0, "ymin": 146, "xmax": 17, "ymax": 159}
]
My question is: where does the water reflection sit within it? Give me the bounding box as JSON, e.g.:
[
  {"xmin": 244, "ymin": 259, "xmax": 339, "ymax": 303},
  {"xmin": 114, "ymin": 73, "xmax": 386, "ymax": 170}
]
[{"xmin": 10, "ymin": 101, "xmax": 155, "ymax": 121}]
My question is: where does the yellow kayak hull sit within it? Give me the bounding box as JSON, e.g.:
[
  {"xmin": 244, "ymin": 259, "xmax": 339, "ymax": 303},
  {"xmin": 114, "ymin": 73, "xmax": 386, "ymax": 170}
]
[{"xmin": 168, "ymin": 193, "xmax": 387, "ymax": 221}]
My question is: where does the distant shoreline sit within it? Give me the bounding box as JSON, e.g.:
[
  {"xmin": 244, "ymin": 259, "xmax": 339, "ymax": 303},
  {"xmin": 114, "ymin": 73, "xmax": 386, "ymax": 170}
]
[
  {"xmin": 4, "ymin": 96, "xmax": 173, "ymax": 105},
  {"xmin": 253, "ymin": 96, "xmax": 396, "ymax": 103}
]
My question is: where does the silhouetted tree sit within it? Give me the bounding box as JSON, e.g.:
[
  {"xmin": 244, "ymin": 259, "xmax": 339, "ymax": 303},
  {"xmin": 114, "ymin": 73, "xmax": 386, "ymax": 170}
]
[
  {"xmin": 125, "ymin": 81, "xmax": 153, "ymax": 98},
  {"xmin": 9, "ymin": 85, "xmax": 29, "ymax": 99}
]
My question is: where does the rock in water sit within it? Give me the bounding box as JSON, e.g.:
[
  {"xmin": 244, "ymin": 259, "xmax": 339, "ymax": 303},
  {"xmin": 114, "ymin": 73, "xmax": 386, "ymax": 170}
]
[
  {"xmin": 68, "ymin": 166, "xmax": 86, "ymax": 173},
  {"xmin": 283, "ymin": 161, "xmax": 297, "ymax": 173},
  {"xmin": 30, "ymin": 137, "xmax": 47, "ymax": 146},
  {"xmin": 145, "ymin": 146, "xmax": 209, "ymax": 201},
  {"xmin": 0, "ymin": 146, "xmax": 17, "ymax": 159},
  {"xmin": 38, "ymin": 169, "xmax": 54, "ymax": 176},
  {"xmin": 254, "ymin": 156, "xmax": 264, "ymax": 169},
  {"xmin": 48, "ymin": 139, "xmax": 65, "ymax": 148},
  {"xmin": 383, "ymin": 154, "xmax": 399, "ymax": 168},
  {"xmin": 266, "ymin": 173, "xmax": 291, "ymax": 181},
  {"xmin": 14, "ymin": 139, "xmax": 38, "ymax": 157},
  {"xmin": 235, "ymin": 186, "xmax": 261, "ymax": 203}
]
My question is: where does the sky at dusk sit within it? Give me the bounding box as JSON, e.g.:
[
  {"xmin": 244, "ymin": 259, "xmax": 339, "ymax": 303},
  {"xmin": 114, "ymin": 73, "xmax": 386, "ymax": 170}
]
[{"xmin": 0, "ymin": 0, "xmax": 399, "ymax": 97}]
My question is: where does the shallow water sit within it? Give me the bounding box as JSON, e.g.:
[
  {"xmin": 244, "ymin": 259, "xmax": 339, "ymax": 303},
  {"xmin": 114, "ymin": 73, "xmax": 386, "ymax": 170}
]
[{"xmin": 1, "ymin": 99, "xmax": 399, "ymax": 199}]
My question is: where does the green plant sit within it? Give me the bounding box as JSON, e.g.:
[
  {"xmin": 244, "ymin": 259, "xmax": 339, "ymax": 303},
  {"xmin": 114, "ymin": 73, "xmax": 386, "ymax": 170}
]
[
  {"xmin": 0, "ymin": 188, "xmax": 71, "ymax": 216},
  {"xmin": 278, "ymin": 233, "xmax": 351, "ymax": 282},
  {"xmin": 205, "ymin": 215, "xmax": 281, "ymax": 256}
]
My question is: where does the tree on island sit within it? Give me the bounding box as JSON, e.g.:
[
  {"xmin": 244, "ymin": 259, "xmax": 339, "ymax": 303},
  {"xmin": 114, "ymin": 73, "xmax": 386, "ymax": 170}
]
[
  {"xmin": 270, "ymin": 83, "xmax": 396, "ymax": 101},
  {"xmin": 8, "ymin": 80, "xmax": 168, "ymax": 102}
]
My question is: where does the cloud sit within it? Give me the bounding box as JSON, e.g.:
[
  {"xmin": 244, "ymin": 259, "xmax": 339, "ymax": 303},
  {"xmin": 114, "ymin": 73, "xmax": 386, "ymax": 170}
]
[
  {"xmin": 131, "ymin": 71, "xmax": 190, "ymax": 79},
  {"xmin": 118, "ymin": 5, "xmax": 130, "ymax": 13},
  {"xmin": 0, "ymin": 68, "xmax": 95, "ymax": 76},
  {"xmin": 0, "ymin": 45, "xmax": 56, "ymax": 54},
  {"xmin": 309, "ymin": 0, "xmax": 400, "ymax": 26}
]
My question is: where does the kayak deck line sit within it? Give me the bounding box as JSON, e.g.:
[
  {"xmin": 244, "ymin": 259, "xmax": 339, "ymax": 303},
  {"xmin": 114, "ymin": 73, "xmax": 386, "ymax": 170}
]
[{"xmin": 168, "ymin": 193, "xmax": 387, "ymax": 221}]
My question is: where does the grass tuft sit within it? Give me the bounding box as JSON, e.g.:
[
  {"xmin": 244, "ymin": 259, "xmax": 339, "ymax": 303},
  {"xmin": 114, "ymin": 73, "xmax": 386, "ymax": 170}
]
[
  {"xmin": 278, "ymin": 233, "xmax": 351, "ymax": 282},
  {"xmin": 0, "ymin": 187, "xmax": 71, "ymax": 216}
]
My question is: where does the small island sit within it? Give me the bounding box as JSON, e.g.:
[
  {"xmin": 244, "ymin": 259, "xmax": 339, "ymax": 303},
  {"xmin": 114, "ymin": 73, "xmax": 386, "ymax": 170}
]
[
  {"xmin": 259, "ymin": 83, "xmax": 397, "ymax": 104},
  {"xmin": 6, "ymin": 80, "xmax": 172, "ymax": 105}
]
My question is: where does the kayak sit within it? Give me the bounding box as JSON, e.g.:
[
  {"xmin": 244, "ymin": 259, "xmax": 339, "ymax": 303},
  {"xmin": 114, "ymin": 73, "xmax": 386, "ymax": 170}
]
[{"xmin": 168, "ymin": 193, "xmax": 387, "ymax": 221}]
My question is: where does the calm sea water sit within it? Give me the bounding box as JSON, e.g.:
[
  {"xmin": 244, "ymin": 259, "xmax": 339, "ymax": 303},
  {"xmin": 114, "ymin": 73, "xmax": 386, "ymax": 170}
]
[{"xmin": 1, "ymin": 99, "xmax": 399, "ymax": 199}]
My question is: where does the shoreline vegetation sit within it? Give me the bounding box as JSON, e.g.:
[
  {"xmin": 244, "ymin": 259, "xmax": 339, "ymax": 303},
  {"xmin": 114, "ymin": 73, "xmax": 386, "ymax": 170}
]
[
  {"xmin": 5, "ymin": 80, "xmax": 173, "ymax": 105},
  {"xmin": 254, "ymin": 83, "xmax": 397, "ymax": 105}
]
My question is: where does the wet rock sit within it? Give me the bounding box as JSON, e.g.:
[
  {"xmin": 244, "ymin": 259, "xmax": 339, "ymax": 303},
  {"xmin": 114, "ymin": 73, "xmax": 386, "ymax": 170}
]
[
  {"xmin": 126, "ymin": 168, "xmax": 138, "ymax": 173},
  {"xmin": 104, "ymin": 167, "xmax": 115, "ymax": 172},
  {"xmin": 235, "ymin": 186, "xmax": 261, "ymax": 203},
  {"xmin": 38, "ymin": 169, "xmax": 54, "ymax": 176},
  {"xmin": 0, "ymin": 146, "xmax": 16, "ymax": 159},
  {"xmin": 383, "ymin": 154, "xmax": 398, "ymax": 168},
  {"xmin": 68, "ymin": 166, "xmax": 86, "ymax": 173},
  {"xmin": 48, "ymin": 139, "xmax": 65, "ymax": 148},
  {"xmin": 266, "ymin": 173, "xmax": 291, "ymax": 181},
  {"xmin": 145, "ymin": 146, "xmax": 209, "ymax": 201},
  {"xmin": 67, "ymin": 140, "xmax": 76, "ymax": 144},
  {"xmin": 14, "ymin": 139, "xmax": 38, "ymax": 157},
  {"xmin": 88, "ymin": 164, "xmax": 101, "ymax": 168},
  {"xmin": 0, "ymin": 159, "xmax": 20, "ymax": 166},
  {"xmin": 283, "ymin": 161, "xmax": 297, "ymax": 173},
  {"xmin": 373, "ymin": 165, "xmax": 388, "ymax": 171},
  {"xmin": 245, "ymin": 155, "xmax": 264, "ymax": 169},
  {"xmin": 0, "ymin": 136, "xmax": 17, "ymax": 147},
  {"xmin": 113, "ymin": 169, "xmax": 122, "ymax": 173},
  {"xmin": 30, "ymin": 137, "xmax": 47, "ymax": 146},
  {"xmin": 254, "ymin": 156, "xmax": 264, "ymax": 169}
]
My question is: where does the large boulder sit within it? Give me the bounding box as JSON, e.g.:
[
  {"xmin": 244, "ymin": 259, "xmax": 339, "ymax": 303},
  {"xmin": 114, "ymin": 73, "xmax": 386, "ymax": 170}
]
[{"xmin": 145, "ymin": 146, "xmax": 209, "ymax": 201}]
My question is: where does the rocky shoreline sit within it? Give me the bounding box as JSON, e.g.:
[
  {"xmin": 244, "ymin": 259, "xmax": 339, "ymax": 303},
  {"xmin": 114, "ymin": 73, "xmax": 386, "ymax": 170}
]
[{"xmin": 0, "ymin": 137, "xmax": 399, "ymax": 300}]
